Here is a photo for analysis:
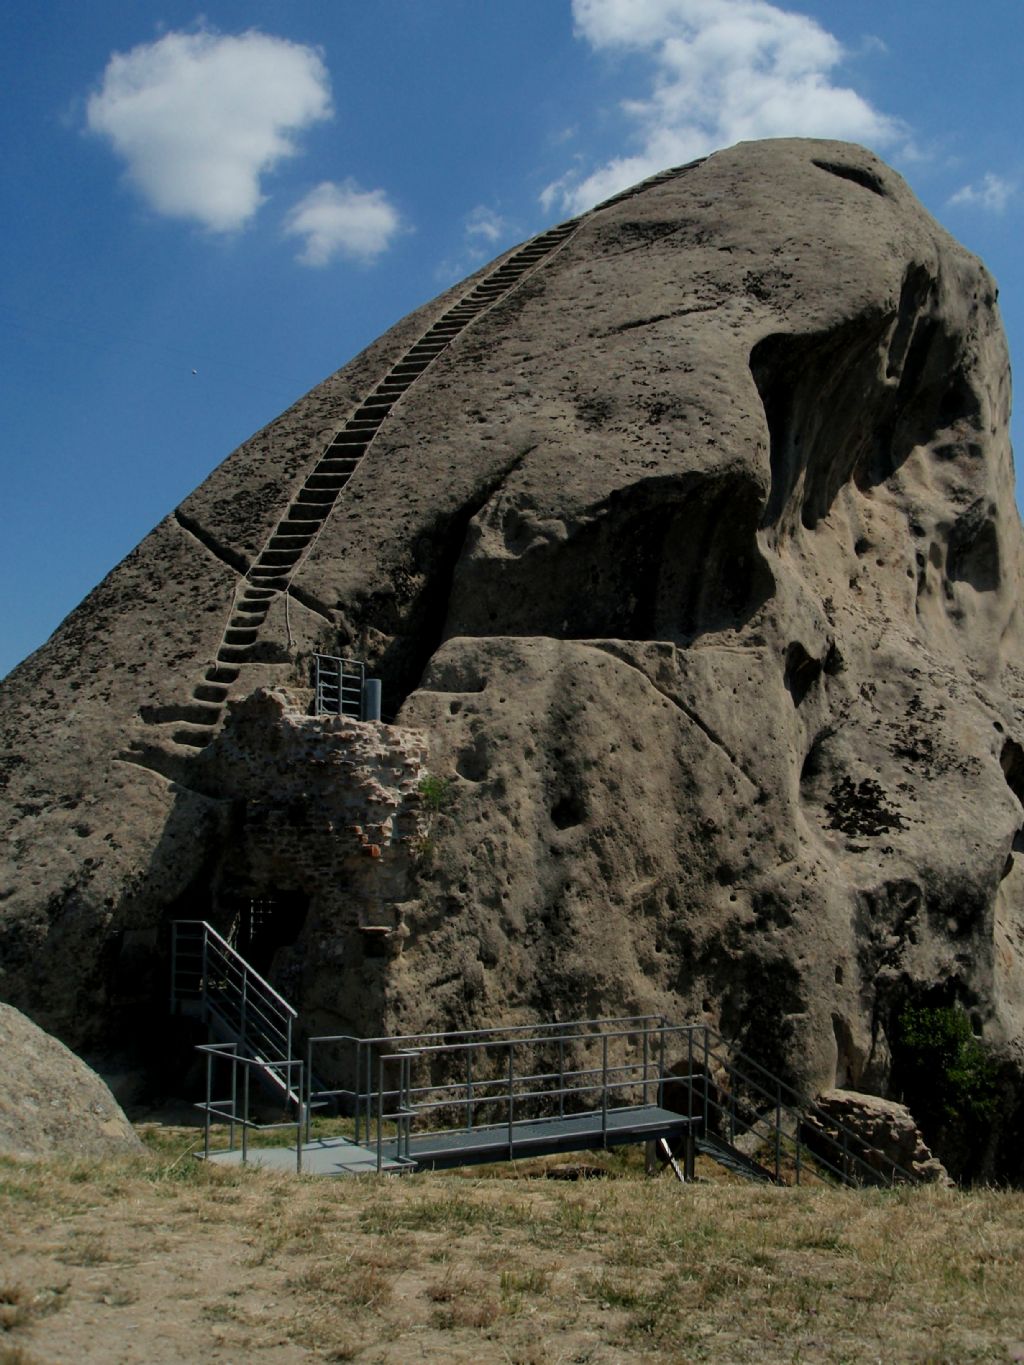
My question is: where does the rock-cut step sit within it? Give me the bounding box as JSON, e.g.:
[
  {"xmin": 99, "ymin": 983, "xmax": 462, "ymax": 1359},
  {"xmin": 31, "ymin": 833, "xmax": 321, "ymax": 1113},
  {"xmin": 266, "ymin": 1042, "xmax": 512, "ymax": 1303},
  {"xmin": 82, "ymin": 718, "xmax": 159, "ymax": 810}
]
[
  {"xmin": 223, "ymin": 625, "xmax": 260, "ymax": 645},
  {"xmin": 256, "ymin": 547, "xmax": 304, "ymax": 566},
  {"xmin": 245, "ymin": 570, "xmax": 289, "ymax": 588},
  {"xmin": 156, "ymin": 213, "xmax": 584, "ymax": 760},
  {"xmin": 217, "ymin": 643, "xmax": 257, "ymax": 663},
  {"xmin": 139, "ymin": 701, "xmax": 221, "ymax": 726},
  {"xmin": 194, "ymin": 682, "xmax": 229, "ymax": 704},
  {"xmin": 171, "ymin": 725, "xmax": 216, "ymax": 749}
]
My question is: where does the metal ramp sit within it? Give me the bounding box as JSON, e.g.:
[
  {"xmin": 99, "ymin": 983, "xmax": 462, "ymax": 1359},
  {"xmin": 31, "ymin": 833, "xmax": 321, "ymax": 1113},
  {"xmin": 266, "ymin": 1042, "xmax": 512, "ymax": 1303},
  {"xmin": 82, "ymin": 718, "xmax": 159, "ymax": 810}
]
[{"xmin": 200, "ymin": 1014, "xmax": 694, "ymax": 1175}]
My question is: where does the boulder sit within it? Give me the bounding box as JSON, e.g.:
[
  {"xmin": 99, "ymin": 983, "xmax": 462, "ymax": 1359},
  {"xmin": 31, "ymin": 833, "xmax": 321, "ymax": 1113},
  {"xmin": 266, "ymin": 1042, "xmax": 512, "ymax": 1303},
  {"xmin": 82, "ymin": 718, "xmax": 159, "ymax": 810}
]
[
  {"xmin": 805, "ymin": 1088, "xmax": 951, "ymax": 1185},
  {"xmin": 1, "ymin": 140, "xmax": 1023, "ymax": 1170},
  {"xmin": 0, "ymin": 1003, "xmax": 142, "ymax": 1158}
]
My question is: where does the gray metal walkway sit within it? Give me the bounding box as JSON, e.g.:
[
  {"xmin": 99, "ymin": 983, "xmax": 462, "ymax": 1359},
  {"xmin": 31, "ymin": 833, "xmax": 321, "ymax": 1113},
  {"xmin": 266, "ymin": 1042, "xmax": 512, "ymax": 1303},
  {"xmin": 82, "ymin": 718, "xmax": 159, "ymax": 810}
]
[
  {"xmin": 177, "ymin": 933, "xmax": 920, "ymax": 1188},
  {"xmin": 206, "ymin": 1135, "xmax": 405, "ymax": 1176},
  {"xmin": 204, "ymin": 1104, "xmax": 691, "ymax": 1177},
  {"xmin": 390, "ymin": 1103, "xmax": 690, "ymax": 1170}
]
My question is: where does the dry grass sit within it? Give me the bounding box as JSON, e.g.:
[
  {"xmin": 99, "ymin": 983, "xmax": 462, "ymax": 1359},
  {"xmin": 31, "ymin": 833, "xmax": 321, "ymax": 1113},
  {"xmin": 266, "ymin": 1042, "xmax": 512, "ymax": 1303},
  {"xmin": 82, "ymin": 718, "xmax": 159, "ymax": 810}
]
[{"xmin": 1, "ymin": 1138, "xmax": 1024, "ymax": 1362}]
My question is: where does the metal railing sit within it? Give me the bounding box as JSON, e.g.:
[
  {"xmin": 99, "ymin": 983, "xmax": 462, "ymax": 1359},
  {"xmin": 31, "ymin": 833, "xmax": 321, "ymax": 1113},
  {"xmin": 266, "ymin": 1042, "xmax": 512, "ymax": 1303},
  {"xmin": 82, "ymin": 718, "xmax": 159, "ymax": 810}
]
[
  {"xmin": 171, "ymin": 920, "xmax": 299, "ymax": 1105},
  {"xmin": 196, "ymin": 1041, "xmax": 305, "ymax": 1172},
  {"xmin": 654, "ymin": 1023, "xmax": 918, "ymax": 1187},
  {"xmin": 305, "ymin": 1015, "xmax": 669, "ymax": 1168},
  {"xmin": 313, "ymin": 654, "xmax": 366, "ymax": 718},
  {"xmin": 302, "ymin": 1016, "xmax": 919, "ymax": 1185}
]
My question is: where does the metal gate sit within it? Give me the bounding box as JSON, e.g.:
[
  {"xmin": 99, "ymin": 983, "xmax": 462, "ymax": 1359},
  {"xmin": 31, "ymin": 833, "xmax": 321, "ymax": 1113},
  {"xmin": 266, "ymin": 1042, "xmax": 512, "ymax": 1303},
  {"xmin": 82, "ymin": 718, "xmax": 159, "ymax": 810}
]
[{"xmin": 314, "ymin": 654, "xmax": 366, "ymax": 718}]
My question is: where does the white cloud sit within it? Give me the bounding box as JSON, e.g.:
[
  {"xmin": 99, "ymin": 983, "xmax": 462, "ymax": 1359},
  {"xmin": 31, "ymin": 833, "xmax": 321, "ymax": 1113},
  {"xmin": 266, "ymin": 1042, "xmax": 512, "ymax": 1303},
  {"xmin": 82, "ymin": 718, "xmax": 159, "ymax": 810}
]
[
  {"xmin": 87, "ymin": 26, "xmax": 332, "ymax": 232},
  {"xmin": 948, "ymin": 173, "xmax": 1016, "ymax": 215},
  {"xmin": 545, "ymin": 0, "xmax": 904, "ymax": 214},
  {"xmin": 465, "ymin": 205, "xmax": 507, "ymax": 244},
  {"xmin": 285, "ymin": 181, "xmax": 401, "ymax": 266},
  {"xmin": 434, "ymin": 204, "xmax": 515, "ymax": 283}
]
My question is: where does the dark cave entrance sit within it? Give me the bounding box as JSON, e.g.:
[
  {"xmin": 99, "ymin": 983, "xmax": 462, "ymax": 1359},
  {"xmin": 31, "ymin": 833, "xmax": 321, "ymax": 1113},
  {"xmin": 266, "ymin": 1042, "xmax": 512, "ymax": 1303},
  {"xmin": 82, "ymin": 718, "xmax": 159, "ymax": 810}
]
[{"xmin": 222, "ymin": 891, "xmax": 310, "ymax": 979}]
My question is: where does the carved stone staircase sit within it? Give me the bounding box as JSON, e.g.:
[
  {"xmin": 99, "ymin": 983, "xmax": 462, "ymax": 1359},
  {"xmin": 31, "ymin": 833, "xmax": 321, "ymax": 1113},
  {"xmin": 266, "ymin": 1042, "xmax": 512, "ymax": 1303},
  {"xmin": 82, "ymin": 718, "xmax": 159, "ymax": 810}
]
[{"xmin": 130, "ymin": 159, "xmax": 720, "ymax": 773}]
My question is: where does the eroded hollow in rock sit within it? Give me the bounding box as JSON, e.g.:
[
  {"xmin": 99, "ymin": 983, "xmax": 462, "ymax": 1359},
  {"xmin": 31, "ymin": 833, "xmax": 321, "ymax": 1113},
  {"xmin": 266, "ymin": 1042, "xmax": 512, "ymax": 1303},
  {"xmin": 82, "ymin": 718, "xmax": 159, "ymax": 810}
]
[
  {"xmin": 446, "ymin": 473, "xmax": 774, "ymax": 645},
  {"xmin": 947, "ymin": 500, "xmax": 1001, "ymax": 592},
  {"xmin": 812, "ymin": 158, "xmax": 888, "ymax": 197},
  {"xmin": 752, "ymin": 289, "xmax": 983, "ymax": 533},
  {"xmin": 784, "ymin": 643, "xmax": 823, "ymax": 706}
]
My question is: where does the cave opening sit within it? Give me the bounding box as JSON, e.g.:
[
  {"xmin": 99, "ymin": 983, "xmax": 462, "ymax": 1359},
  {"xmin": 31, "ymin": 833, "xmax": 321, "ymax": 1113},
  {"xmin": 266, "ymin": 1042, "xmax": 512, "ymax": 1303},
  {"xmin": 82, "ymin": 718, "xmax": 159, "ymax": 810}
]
[{"xmin": 221, "ymin": 891, "xmax": 310, "ymax": 979}]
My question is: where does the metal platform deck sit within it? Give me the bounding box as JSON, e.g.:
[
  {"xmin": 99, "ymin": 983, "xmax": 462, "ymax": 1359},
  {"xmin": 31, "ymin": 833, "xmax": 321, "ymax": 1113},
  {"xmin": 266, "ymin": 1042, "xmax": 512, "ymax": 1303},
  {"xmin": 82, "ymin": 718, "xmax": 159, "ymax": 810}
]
[
  {"xmin": 204, "ymin": 1104, "xmax": 691, "ymax": 1178},
  {"xmin": 205, "ymin": 1135, "xmax": 406, "ymax": 1176},
  {"xmin": 390, "ymin": 1103, "xmax": 692, "ymax": 1170}
]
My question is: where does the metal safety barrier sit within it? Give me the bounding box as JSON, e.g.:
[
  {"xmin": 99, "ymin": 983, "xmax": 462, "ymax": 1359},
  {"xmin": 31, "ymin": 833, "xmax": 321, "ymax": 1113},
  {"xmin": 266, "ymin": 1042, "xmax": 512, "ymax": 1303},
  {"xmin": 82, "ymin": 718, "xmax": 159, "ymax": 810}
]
[
  {"xmin": 171, "ymin": 920, "xmax": 299, "ymax": 1107},
  {"xmin": 302, "ymin": 1017, "xmax": 919, "ymax": 1185}
]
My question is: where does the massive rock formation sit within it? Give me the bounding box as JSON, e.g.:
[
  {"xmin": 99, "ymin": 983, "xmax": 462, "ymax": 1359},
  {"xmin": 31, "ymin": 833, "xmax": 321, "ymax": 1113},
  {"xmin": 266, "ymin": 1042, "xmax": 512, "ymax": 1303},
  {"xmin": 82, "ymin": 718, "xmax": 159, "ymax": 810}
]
[{"xmin": 2, "ymin": 140, "xmax": 1023, "ymax": 1167}]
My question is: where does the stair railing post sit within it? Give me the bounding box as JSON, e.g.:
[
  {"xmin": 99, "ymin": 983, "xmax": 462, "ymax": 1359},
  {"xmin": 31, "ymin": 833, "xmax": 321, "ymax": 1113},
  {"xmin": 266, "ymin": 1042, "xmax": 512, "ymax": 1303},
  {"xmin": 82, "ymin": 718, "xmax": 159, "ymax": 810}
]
[
  {"xmin": 229, "ymin": 1051, "xmax": 237, "ymax": 1151},
  {"xmin": 401, "ymin": 1053, "xmax": 412, "ymax": 1162},
  {"xmin": 507, "ymin": 1043, "xmax": 515, "ymax": 1161},
  {"xmin": 204, "ymin": 1047, "xmax": 213, "ymax": 1160},
  {"xmin": 601, "ymin": 1033, "xmax": 609, "ymax": 1147},
  {"xmin": 366, "ymin": 1042, "xmax": 374, "ymax": 1150},
  {"xmin": 687, "ymin": 1027, "xmax": 694, "ymax": 1126},
  {"xmin": 703, "ymin": 1027, "xmax": 710, "ymax": 1137},
  {"xmin": 201, "ymin": 924, "xmax": 209, "ymax": 1012},
  {"xmin": 658, "ymin": 1020, "xmax": 666, "ymax": 1107},
  {"xmin": 239, "ymin": 966, "xmax": 248, "ymax": 1055},
  {"xmin": 241, "ymin": 1053, "xmax": 250, "ymax": 1165},
  {"xmin": 376, "ymin": 1052, "xmax": 385, "ymax": 1174},
  {"xmin": 295, "ymin": 1063, "xmax": 304, "ymax": 1175},
  {"xmin": 642, "ymin": 1023, "xmax": 650, "ymax": 1107},
  {"xmin": 304, "ymin": 1038, "xmax": 313, "ymax": 1145},
  {"xmin": 466, "ymin": 1047, "xmax": 473, "ymax": 1132},
  {"xmin": 795, "ymin": 1129, "xmax": 802, "ymax": 1185},
  {"xmin": 558, "ymin": 1036, "xmax": 565, "ymax": 1118},
  {"xmin": 353, "ymin": 1040, "xmax": 362, "ymax": 1146}
]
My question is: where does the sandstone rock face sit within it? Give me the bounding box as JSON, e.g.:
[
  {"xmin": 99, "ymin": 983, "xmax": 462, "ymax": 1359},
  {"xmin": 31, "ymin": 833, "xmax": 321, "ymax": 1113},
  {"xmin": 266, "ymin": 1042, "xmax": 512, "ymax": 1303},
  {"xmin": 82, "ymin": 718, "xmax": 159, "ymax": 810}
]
[
  {"xmin": 0, "ymin": 1004, "xmax": 141, "ymax": 1158},
  {"xmin": 806, "ymin": 1089, "xmax": 951, "ymax": 1185},
  {"xmin": 185, "ymin": 688, "xmax": 429, "ymax": 1037},
  {"xmin": 1, "ymin": 140, "xmax": 1023, "ymax": 1168}
]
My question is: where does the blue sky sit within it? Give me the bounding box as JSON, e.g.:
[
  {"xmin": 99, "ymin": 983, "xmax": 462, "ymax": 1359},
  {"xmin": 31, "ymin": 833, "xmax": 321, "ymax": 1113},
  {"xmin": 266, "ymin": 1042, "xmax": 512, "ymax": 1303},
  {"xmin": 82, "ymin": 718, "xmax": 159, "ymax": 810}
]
[{"xmin": 2, "ymin": 0, "xmax": 1022, "ymax": 679}]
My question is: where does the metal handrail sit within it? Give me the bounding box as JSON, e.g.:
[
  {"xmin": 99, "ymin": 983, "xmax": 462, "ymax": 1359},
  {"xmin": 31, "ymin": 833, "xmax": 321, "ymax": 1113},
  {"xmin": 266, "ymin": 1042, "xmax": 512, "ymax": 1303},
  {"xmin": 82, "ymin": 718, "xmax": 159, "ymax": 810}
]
[
  {"xmin": 299, "ymin": 1017, "xmax": 919, "ymax": 1185},
  {"xmin": 305, "ymin": 1017, "xmax": 667, "ymax": 1161},
  {"xmin": 182, "ymin": 920, "xmax": 297, "ymax": 1018},
  {"xmin": 657, "ymin": 1024, "xmax": 917, "ymax": 1187},
  {"xmin": 314, "ymin": 654, "xmax": 366, "ymax": 718},
  {"xmin": 313, "ymin": 1014, "xmax": 663, "ymax": 1051},
  {"xmin": 172, "ymin": 920, "xmax": 302, "ymax": 1109},
  {"xmin": 196, "ymin": 1042, "xmax": 305, "ymax": 1173},
  {"xmin": 691, "ymin": 1025, "xmax": 917, "ymax": 1184}
]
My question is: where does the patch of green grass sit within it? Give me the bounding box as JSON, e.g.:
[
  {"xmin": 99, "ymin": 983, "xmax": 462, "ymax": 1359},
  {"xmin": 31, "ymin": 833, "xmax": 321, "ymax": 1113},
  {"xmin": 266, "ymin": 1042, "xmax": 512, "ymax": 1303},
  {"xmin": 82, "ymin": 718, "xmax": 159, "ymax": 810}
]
[{"xmin": 418, "ymin": 773, "xmax": 454, "ymax": 813}]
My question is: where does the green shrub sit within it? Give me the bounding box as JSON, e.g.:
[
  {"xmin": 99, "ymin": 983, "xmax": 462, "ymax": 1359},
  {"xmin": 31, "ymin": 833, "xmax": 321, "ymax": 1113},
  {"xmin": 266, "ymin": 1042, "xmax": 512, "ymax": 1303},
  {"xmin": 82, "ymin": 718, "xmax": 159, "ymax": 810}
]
[
  {"xmin": 418, "ymin": 773, "xmax": 453, "ymax": 814},
  {"xmin": 895, "ymin": 1003, "xmax": 1002, "ymax": 1152}
]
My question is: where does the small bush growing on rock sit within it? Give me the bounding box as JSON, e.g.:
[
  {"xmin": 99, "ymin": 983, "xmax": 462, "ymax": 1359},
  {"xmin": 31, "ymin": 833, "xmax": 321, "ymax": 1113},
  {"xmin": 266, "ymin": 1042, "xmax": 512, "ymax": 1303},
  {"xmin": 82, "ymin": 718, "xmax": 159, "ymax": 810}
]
[
  {"xmin": 897, "ymin": 1005, "xmax": 999, "ymax": 1123},
  {"xmin": 418, "ymin": 774, "xmax": 453, "ymax": 814},
  {"xmin": 894, "ymin": 1003, "xmax": 1004, "ymax": 1179}
]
